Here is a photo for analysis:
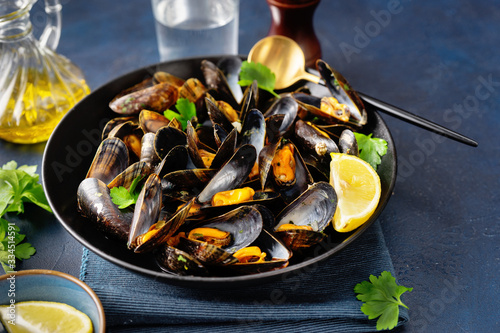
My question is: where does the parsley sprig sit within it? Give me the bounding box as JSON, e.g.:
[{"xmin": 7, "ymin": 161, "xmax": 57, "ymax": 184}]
[
  {"xmin": 238, "ymin": 61, "xmax": 280, "ymax": 98},
  {"xmin": 164, "ymin": 98, "xmax": 197, "ymax": 131},
  {"xmin": 354, "ymin": 132, "xmax": 388, "ymax": 170},
  {"xmin": 0, "ymin": 161, "xmax": 53, "ymax": 273},
  {"xmin": 354, "ymin": 271, "xmax": 412, "ymax": 330},
  {"xmin": 109, "ymin": 175, "xmax": 144, "ymax": 209}
]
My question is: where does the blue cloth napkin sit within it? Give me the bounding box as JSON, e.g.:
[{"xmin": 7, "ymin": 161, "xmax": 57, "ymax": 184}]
[{"xmin": 79, "ymin": 220, "xmax": 409, "ymax": 332}]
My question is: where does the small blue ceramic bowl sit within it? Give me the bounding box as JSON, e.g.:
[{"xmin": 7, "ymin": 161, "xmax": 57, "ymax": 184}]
[{"xmin": 0, "ymin": 269, "xmax": 105, "ymax": 332}]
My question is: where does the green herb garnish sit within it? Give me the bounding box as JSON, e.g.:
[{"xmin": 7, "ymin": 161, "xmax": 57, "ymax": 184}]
[
  {"xmin": 0, "ymin": 161, "xmax": 52, "ymax": 272},
  {"xmin": 354, "ymin": 271, "xmax": 412, "ymax": 331},
  {"xmin": 177, "ymin": 255, "xmax": 187, "ymax": 262},
  {"xmin": 109, "ymin": 175, "xmax": 144, "ymax": 209},
  {"xmin": 354, "ymin": 132, "xmax": 388, "ymax": 170},
  {"xmin": 164, "ymin": 98, "xmax": 197, "ymax": 131},
  {"xmin": 238, "ymin": 61, "xmax": 280, "ymax": 98}
]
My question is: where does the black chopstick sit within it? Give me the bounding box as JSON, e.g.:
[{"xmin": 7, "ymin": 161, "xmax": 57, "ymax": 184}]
[{"xmin": 357, "ymin": 92, "xmax": 478, "ymax": 147}]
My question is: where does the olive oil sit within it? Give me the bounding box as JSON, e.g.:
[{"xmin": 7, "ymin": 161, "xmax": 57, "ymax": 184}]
[
  {"xmin": 0, "ymin": 0, "xmax": 90, "ymax": 144},
  {"xmin": 0, "ymin": 78, "xmax": 90, "ymax": 144}
]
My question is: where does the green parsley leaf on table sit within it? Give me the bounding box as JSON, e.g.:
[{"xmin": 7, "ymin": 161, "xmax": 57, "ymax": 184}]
[
  {"xmin": 354, "ymin": 271, "xmax": 412, "ymax": 331},
  {"xmin": 0, "ymin": 161, "xmax": 51, "ymax": 273},
  {"xmin": 0, "ymin": 161, "xmax": 52, "ymax": 215},
  {"xmin": 0, "ymin": 218, "xmax": 37, "ymax": 272},
  {"xmin": 164, "ymin": 98, "xmax": 197, "ymax": 131},
  {"xmin": 109, "ymin": 175, "xmax": 144, "ymax": 209},
  {"xmin": 354, "ymin": 132, "xmax": 388, "ymax": 170},
  {"xmin": 238, "ymin": 61, "xmax": 280, "ymax": 98}
]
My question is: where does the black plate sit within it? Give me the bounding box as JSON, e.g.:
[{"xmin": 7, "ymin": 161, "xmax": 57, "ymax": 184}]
[{"xmin": 42, "ymin": 56, "xmax": 397, "ymax": 288}]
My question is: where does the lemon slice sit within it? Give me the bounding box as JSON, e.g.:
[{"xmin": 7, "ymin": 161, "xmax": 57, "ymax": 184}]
[
  {"xmin": 329, "ymin": 153, "xmax": 381, "ymax": 232},
  {"xmin": 0, "ymin": 301, "xmax": 93, "ymax": 333}
]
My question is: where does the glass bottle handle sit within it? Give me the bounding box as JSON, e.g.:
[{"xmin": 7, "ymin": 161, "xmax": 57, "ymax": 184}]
[{"xmin": 39, "ymin": 0, "xmax": 62, "ymax": 51}]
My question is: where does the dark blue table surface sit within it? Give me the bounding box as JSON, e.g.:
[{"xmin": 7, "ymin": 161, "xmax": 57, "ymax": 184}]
[{"xmin": 1, "ymin": 0, "xmax": 498, "ymax": 331}]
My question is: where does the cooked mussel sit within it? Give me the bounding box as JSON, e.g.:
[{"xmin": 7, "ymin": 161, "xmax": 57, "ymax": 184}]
[
  {"xmin": 77, "ymin": 178, "xmax": 131, "ymax": 241},
  {"xmin": 129, "ymin": 190, "xmax": 194, "ymax": 253},
  {"xmin": 338, "ymin": 129, "xmax": 359, "ymax": 156},
  {"xmin": 274, "ymin": 182, "xmax": 337, "ymax": 250},
  {"xmin": 154, "ymin": 125, "xmax": 187, "ymax": 160},
  {"xmin": 229, "ymin": 229, "xmax": 291, "ymax": 274},
  {"xmin": 86, "ymin": 137, "xmax": 129, "ymax": 185},
  {"xmin": 109, "ymin": 82, "xmax": 178, "ymax": 115},
  {"xmin": 201, "ymin": 59, "xmax": 239, "ymax": 109},
  {"xmin": 139, "ymin": 109, "xmax": 171, "ymax": 133},
  {"xmin": 197, "ymin": 144, "xmax": 257, "ymax": 204},
  {"xmin": 107, "ymin": 161, "xmax": 150, "ymax": 190},
  {"xmin": 263, "ymin": 95, "xmax": 298, "ymax": 136},
  {"xmin": 155, "ymin": 245, "xmax": 209, "ymax": 276},
  {"xmin": 217, "ymin": 56, "xmax": 243, "ymax": 104},
  {"xmin": 316, "ymin": 59, "xmax": 367, "ymax": 127},
  {"xmin": 176, "ymin": 205, "xmax": 263, "ymax": 265}
]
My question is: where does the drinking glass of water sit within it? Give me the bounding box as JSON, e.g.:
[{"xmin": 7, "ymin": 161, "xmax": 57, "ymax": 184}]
[{"xmin": 151, "ymin": 0, "xmax": 240, "ymax": 61}]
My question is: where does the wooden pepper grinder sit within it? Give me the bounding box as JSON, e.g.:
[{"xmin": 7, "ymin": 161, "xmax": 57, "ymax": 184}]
[{"xmin": 266, "ymin": 0, "xmax": 322, "ymax": 68}]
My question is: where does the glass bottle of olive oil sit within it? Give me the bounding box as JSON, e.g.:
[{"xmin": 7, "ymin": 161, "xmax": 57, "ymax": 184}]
[{"xmin": 0, "ymin": 0, "xmax": 90, "ymax": 144}]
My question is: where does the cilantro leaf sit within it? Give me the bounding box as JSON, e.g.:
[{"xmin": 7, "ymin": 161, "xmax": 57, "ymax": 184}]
[
  {"xmin": 164, "ymin": 98, "xmax": 197, "ymax": 130},
  {"xmin": 238, "ymin": 61, "xmax": 280, "ymax": 98},
  {"xmin": 354, "ymin": 271, "xmax": 412, "ymax": 331},
  {"xmin": 109, "ymin": 175, "xmax": 144, "ymax": 209},
  {"xmin": 354, "ymin": 132, "xmax": 388, "ymax": 170}
]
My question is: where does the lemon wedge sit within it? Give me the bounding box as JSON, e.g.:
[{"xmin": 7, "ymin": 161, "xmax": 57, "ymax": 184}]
[
  {"xmin": 330, "ymin": 153, "xmax": 381, "ymax": 232},
  {"xmin": 0, "ymin": 301, "xmax": 93, "ymax": 333}
]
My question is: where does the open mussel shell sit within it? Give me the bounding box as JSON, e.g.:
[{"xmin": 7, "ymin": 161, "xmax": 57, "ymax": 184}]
[
  {"xmin": 210, "ymin": 128, "xmax": 237, "ymax": 170},
  {"xmin": 201, "ymin": 59, "xmax": 240, "ymax": 109},
  {"xmin": 177, "ymin": 205, "xmax": 263, "ymax": 266},
  {"xmin": 154, "ymin": 125, "xmax": 187, "ymax": 160},
  {"xmin": 316, "ymin": 59, "xmax": 367, "ymax": 127},
  {"xmin": 263, "ymin": 95, "xmax": 298, "ymax": 137},
  {"xmin": 292, "ymin": 92, "xmax": 349, "ymax": 126},
  {"xmin": 139, "ymin": 109, "xmax": 171, "ymax": 133},
  {"xmin": 205, "ymin": 95, "xmax": 235, "ymax": 134},
  {"xmin": 86, "ymin": 137, "xmax": 129, "ymax": 185},
  {"xmin": 186, "ymin": 121, "xmax": 218, "ymax": 169},
  {"xmin": 269, "ymin": 140, "xmax": 314, "ymax": 204},
  {"xmin": 155, "ymin": 245, "xmax": 209, "ymax": 276},
  {"xmin": 161, "ymin": 168, "xmax": 217, "ymax": 202},
  {"xmin": 228, "ymin": 229, "xmax": 291, "ymax": 275},
  {"xmin": 77, "ymin": 178, "xmax": 131, "ymax": 242},
  {"xmin": 197, "ymin": 144, "xmax": 257, "ymax": 204},
  {"xmin": 274, "ymin": 182, "xmax": 337, "ymax": 250},
  {"xmin": 155, "ymin": 145, "xmax": 190, "ymax": 179},
  {"xmin": 107, "ymin": 121, "xmax": 144, "ymax": 162},
  {"xmin": 179, "ymin": 78, "xmax": 208, "ymax": 122},
  {"xmin": 127, "ymin": 174, "xmax": 162, "ymax": 251},
  {"xmin": 198, "ymin": 190, "xmax": 282, "ymax": 219},
  {"xmin": 107, "ymin": 161, "xmax": 150, "ymax": 190},
  {"xmin": 293, "ymin": 119, "xmax": 339, "ymax": 180},
  {"xmin": 217, "ymin": 56, "xmax": 243, "ymax": 104},
  {"xmin": 130, "ymin": 197, "xmax": 195, "ymax": 253},
  {"xmin": 239, "ymin": 80, "xmax": 258, "ymax": 122},
  {"xmin": 102, "ymin": 116, "xmax": 137, "ymax": 140}
]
